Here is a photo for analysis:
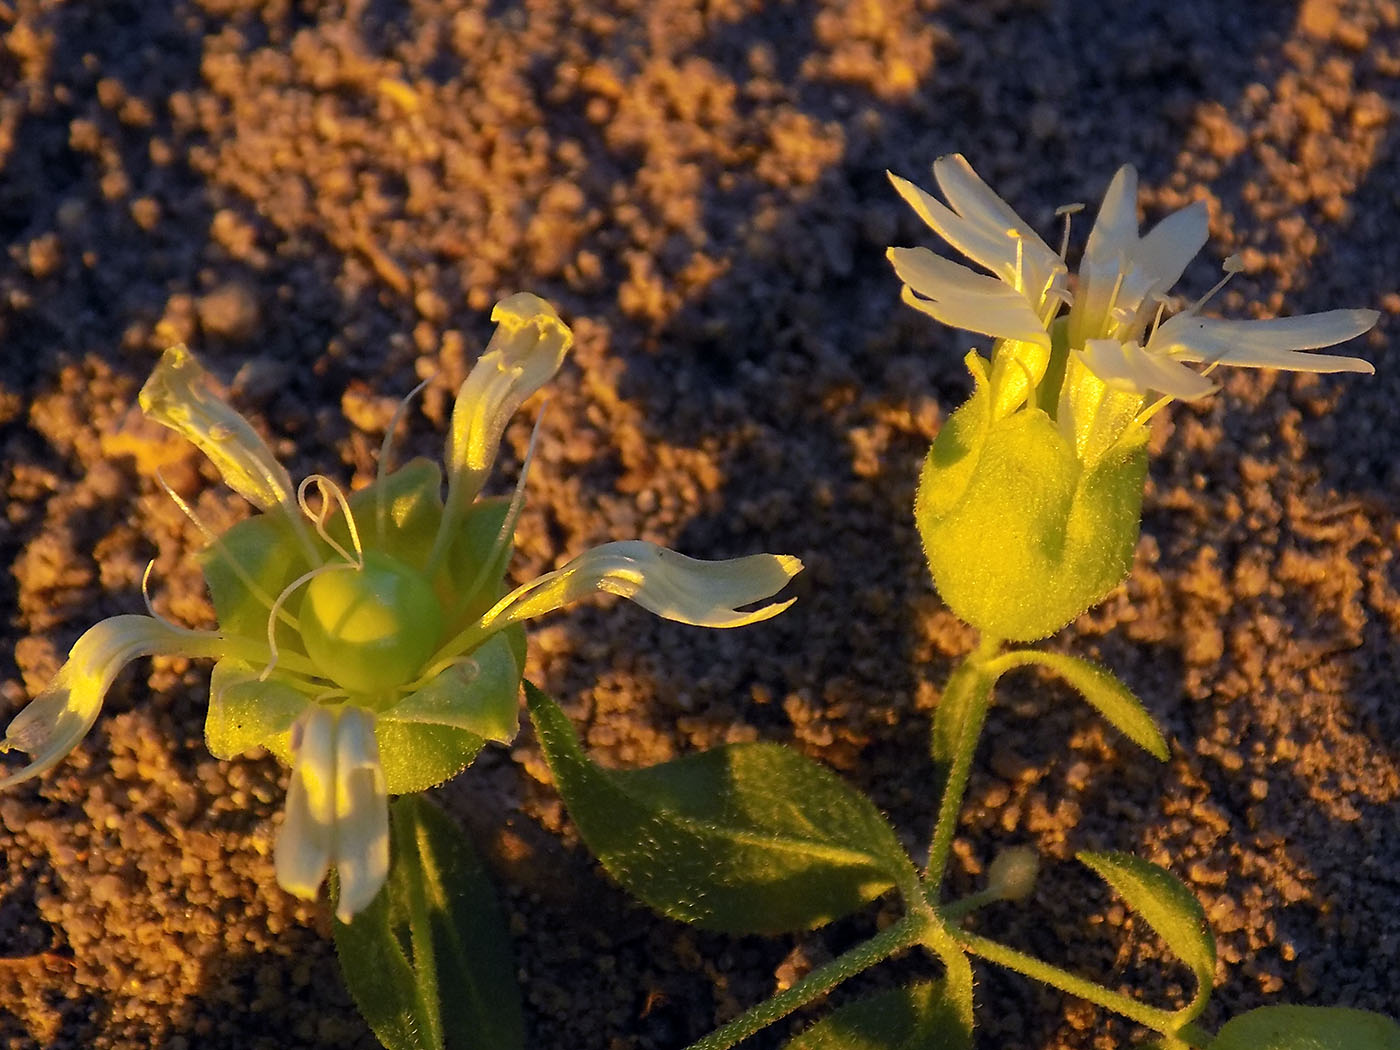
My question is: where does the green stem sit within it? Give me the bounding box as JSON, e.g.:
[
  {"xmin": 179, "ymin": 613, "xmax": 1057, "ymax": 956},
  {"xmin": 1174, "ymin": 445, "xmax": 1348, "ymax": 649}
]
[
  {"xmin": 951, "ymin": 928, "xmax": 1179, "ymax": 1034},
  {"xmin": 926, "ymin": 636, "xmax": 1002, "ymax": 890},
  {"xmin": 936, "ymin": 888, "xmax": 1001, "ymax": 923},
  {"xmin": 679, "ymin": 915, "xmax": 927, "ymax": 1050}
]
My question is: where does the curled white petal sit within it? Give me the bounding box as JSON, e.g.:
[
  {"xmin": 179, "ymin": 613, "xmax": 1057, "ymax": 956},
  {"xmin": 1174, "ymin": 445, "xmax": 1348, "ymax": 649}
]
[
  {"xmin": 331, "ymin": 707, "xmax": 389, "ymax": 924},
  {"xmin": 139, "ymin": 345, "xmax": 295, "ymax": 512},
  {"xmin": 898, "ymin": 286, "xmax": 1051, "ymax": 348},
  {"xmin": 1077, "ymin": 338, "xmax": 1217, "ymax": 402},
  {"xmin": 447, "ymin": 293, "xmax": 573, "ymax": 508},
  {"xmin": 0, "ymin": 615, "xmax": 221, "ymax": 789},
  {"xmin": 1152, "ymin": 310, "xmax": 1378, "ymax": 373},
  {"xmin": 484, "ymin": 541, "xmax": 803, "ymax": 632},
  {"xmin": 274, "ymin": 705, "xmax": 390, "ymax": 923},
  {"xmin": 275, "ymin": 706, "xmax": 338, "ymax": 905},
  {"xmin": 274, "ymin": 706, "xmax": 389, "ymax": 921}
]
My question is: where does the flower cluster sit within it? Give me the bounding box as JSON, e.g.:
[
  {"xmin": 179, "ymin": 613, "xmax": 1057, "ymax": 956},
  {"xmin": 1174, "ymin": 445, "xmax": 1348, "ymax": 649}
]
[{"xmin": 0, "ymin": 294, "xmax": 801, "ymax": 921}]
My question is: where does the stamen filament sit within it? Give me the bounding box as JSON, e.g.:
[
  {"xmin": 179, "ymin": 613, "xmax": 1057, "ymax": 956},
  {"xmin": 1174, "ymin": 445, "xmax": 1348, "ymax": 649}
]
[
  {"xmin": 375, "ymin": 374, "xmax": 433, "ymax": 545},
  {"xmin": 156, "ymin": 469, "xmax": 300, "ymax": 631},
  {"xmin": 297, "ymin": 475, "xmax": 364, "ymax": 568}
]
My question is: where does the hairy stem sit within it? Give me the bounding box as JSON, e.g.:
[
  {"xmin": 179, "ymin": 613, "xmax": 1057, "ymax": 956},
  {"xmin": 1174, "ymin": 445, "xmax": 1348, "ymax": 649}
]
[
  {"xmin": 679, "ymin": 915, "xmax": 927, "ymax": 1050},
  {"xmin": 951, "ymin": 928, "xmax": 1180, "ymax": 1034},
  {"xmin": 925, "ymin": 636, "xmax": 1002, "ymax": 889}
]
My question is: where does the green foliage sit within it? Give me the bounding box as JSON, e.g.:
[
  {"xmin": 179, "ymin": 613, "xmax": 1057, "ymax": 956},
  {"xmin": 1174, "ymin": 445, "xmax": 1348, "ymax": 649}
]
[
  {"xmin": 785, "ymin": 982, "xmax": 972, "ymax": 1050},
  {"xmin": 914, "ymin": 353, "xmax": 1147, "ymax": 642},
  {"xmin": 1209, "ymin": 1006, "xmax": 1400, "ymax": 1050},
  {"xmin": 334, "ymin": 796, "xmax": 523, "ymax": 1050},
  {"xmin": 990, "ymin": 650, "xmax": 1168, "ymax": 760},
  {"xmin": 1078, "ymin": 852, "xmax": 1215, "ymax": 1020},
  {"xmin": 526, "ymin": 683, "xmax": 917, "ymax": 934}
]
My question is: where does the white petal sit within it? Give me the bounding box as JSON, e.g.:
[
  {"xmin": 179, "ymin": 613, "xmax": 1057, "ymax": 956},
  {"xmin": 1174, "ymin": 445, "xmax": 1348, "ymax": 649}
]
[
  {"xmin": 888, "ymin": 247, "xmax": 1023, "ymax": 304},
  {"xmin": 446, "ymin": 293, "xmax": 572, "ymax": 509},
  {"xmin": 933, "ymin": 155, "xmax": 1065, "ymax": 299},
  {"xmin": 139, "ymin": 345, "xmax": 295, "ymax": 512},
  {"xmin": 933, "ymin": 154, "xmax": 1038, "ymax": 245},
  {"xmin": 898, "ymin": 285, "xmax": 1050, "ymax": 348},
  {"xmin": 486, "ymin": 541, "xmax": 803, "ymax": 631},
  {"xmin": 275, "ymin": 706, "xmax": 337, "ymax": 903},
  {"xmin": 1152, "ymin": 310, "xmax": 1378, "ymax": 372},
  {"xmin": 1133, "ymin": 201, "xmax": 1209, "ymax": 295},
  {"xmin": 331, "ymin": 706, "xmax": 389, "ymax": 923},
  {"xmin": 889, "ymin": 171, "xmax": 1025, "ymax": 284},
  {"xmin": 1082, "ymin": 165, "xmax": 1139, "ymax": 268},
  {"xmin": 0, "ymin": 616, "xmax": 220, "ymax": 789},
  {"xmin": 1078, "ymin": 338, "xmax": 1217, "ymax": 401}
]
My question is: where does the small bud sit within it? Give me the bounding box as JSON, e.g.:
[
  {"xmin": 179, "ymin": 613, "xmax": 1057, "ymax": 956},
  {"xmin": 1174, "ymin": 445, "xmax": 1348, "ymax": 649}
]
[{"xmin": 988, "ymin": 845, "xmax": 1040, "ymax": 902}]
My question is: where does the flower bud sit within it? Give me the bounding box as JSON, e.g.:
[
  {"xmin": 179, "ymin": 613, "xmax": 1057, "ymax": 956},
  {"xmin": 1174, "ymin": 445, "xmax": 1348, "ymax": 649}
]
[
  {"xmin": 915, "ymin": 350, "xmax": 1147, "ymax": 642},
  {"xmin": 987, "ymin": 845, "xmax": 1040, "ymax": 902}
]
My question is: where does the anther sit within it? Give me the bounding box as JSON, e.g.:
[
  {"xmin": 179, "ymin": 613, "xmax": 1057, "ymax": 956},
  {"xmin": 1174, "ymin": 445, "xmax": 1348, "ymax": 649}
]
[{"xmin": 1055, "ymin": 202, "xmax": 1085, "ymax": 260}]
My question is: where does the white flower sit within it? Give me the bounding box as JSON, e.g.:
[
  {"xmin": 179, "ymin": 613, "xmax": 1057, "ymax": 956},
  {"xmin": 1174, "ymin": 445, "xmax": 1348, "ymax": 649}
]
[
  {"xmin": 887, "ymin": 154, "xmax": 1378, "ymax": 428},
  {"xmin": 1, "ymin": 294, "xmax": 802, "ymax": 922}
]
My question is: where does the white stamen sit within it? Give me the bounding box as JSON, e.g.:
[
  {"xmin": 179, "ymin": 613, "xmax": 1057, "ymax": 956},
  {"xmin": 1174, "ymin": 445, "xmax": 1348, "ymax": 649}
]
[
  {"xmin": 375, "ymin": 373, "xmax": 433, "ymax": 544},
  {"xmin": 1055, "ymin": 202, "xmax": 1085, "ymax": 260},
  {"xmin": 297, "ymin": 475, "xmax": 364, "ymax": 568}
]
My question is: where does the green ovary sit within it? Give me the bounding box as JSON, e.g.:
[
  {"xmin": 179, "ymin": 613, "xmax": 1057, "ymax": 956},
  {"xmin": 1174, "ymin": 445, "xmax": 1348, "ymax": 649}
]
[{"xmin": 298, "ymin": 552, "xmax": 444, "ymax": 695}]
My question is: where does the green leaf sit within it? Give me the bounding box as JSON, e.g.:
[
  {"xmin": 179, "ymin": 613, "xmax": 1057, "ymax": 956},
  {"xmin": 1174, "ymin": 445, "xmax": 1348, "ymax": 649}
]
[
  {"xmin": 1078, "ymin": 851, "xmax": 1215, "ymax": 1020},
  {"xmin": 1209, "ymin": 1006, "xmax": 1400, "ymax": 1050},
  {"xmin": 334, "ymin": 795, "xmax": 523, "ymax": 1050},
  {"xmin": 526, "ymin": 683, "xmax": 916, "ymax": 934},
  {"xmin": 992, "ymin": 650, "xmax": 1169, "ymax": 760},
  {"xmin": 785, "ymin": 982, "xmax": 972, "ymax": 1050},
  {"xmin": 205, "ymin": 658, "xmax": 309, "ymax": 761},
  {"xmin": 378, "ymin": 629, "xmax": 525, "ymax": 794}
]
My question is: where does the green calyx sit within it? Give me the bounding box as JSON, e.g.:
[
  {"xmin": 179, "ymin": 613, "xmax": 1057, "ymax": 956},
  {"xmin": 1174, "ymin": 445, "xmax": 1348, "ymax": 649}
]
[
  {"xmin": 199, "ymin": 458, "xmax": 527, "ymax": 791},
  {"xmin": 915, "ymin": 350, "xmax": 1148, "ymax": 642}
]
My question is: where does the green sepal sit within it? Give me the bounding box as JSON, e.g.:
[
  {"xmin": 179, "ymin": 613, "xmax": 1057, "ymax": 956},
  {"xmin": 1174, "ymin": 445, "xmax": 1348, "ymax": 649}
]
[
  {"xmin": 205, "ymin": 658, "xmax": 309, "ymax": 761},
  {"xmin": 785, "ymin": 981, "xmax": 972, "ymax": 1050},
  {"xmin": 1078, "ymin": 851, "xmax": 1215, "ymax": 1021},
  {"xmin": 338, "ymin": 458, "xmax": 445, "ymax": 570},
  {"xmin": 990, "ymin": 650, "xmax": 1168, "ymax": 760},
  {"xmin": 1209, "ymin": 1006, "xmax": 1400, "ymax": 1050},
  {"xmin": 443, "ymin": 496, "xmax": 518, "ymax": 625},
  {"xmin": 378, "ymin": 628, "xmax": 525, "ymax": 796},
  {"xmin": 525, "ymin": 683, "xmax": 916, "ymax": 934},
  {"xmin": 916, "ymin": 354, "xmax": 1147, "ymax": 642},
  {"xmin": 200, "ymin": 505, "xmax": 312, "ymax": 643},
  {"xmin": 334, "ymin": 795, "xmax": 524, "ymax": 1050}
]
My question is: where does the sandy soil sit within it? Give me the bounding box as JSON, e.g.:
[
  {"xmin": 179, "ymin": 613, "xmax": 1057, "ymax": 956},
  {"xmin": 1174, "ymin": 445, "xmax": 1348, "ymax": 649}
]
[{"xmin": 0, "ymin": 0, "xmax": 1397, "ymax": 1047}]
